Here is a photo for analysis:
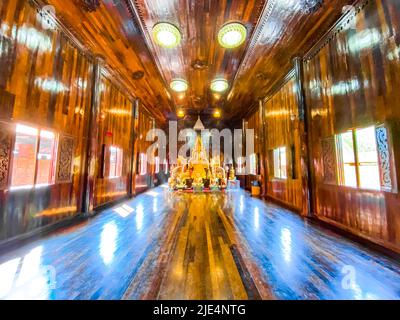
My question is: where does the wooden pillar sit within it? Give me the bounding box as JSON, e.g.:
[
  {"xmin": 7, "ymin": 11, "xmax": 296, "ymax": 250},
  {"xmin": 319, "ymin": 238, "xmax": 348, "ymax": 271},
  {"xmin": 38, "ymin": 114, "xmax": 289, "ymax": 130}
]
[
  {"xmin": 81, "ymin": 55, "xmax": 103, "ymax": 214},
  {"xmin": 258, "ymin": 99, "xmax": 267, "ymax": 196},
  {"xmin": 293, "ymin": 57, "xmax": 313, "ymax": 217},
  {"xmin": 127, "ymin": 99, "xmax": 138, "ymax": 197},
  {"xmin": 242, "ymin": 118, "xmax": 247, "ymax": 189}
]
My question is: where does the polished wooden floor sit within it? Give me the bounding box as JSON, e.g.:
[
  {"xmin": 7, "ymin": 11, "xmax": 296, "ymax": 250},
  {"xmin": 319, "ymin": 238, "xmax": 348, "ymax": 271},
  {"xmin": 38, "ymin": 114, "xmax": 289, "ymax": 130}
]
[{"xmin": 0, "ymin": 186, "xmax": 399, "ymax": 300}]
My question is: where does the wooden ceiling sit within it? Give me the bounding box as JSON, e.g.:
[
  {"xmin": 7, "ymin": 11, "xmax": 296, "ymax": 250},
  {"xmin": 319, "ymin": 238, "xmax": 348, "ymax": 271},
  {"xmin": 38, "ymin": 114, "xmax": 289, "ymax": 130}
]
[
  {"xmin": 226, "ymin": 0, "xmax": 355, "ymax": 121},
  {"xmin": 45, "ymin": 0, "xmax": 356, "ymax": 124}
]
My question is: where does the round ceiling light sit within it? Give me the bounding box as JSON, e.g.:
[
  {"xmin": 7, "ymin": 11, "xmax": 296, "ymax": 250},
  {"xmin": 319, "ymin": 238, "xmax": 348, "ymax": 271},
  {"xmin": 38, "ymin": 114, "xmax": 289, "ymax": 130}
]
[
  {"xmin": 152, "ymin": 22, "xmax": 181, "ymax": 48},
  {"xmin": 177, "ymin": 109, "xmax": 185, "ymax": 118},
  {"xmin": 218, "ymin": 22, "xmax": 247, "ymax": 49},
  {"xmin": 213, "ymin": 109, "xmax": 221, "ymax": 118},
  {"xmin": 170, "ymin": 79, "xmax": 188, "ymax": 92},
  {"xmin": 210, "ymin": 78, "xmax": 229, "ymax": 93}
]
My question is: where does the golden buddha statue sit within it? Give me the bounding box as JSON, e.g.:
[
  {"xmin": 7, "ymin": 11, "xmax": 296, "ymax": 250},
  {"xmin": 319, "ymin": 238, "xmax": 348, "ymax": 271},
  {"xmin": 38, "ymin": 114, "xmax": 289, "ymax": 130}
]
[
  {"xmin": 188, "ymin": 134, "xmax": 209, "ymax": 180},
  {"xmin": 168, "ymin": 116, "xmax": 227, "ymax": 191}
]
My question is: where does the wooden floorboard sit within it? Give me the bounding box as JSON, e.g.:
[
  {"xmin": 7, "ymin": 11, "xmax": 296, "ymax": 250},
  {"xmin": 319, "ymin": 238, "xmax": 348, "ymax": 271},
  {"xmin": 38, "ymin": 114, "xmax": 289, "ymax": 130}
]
[{"xmin": 0, "ymin": 186, "xmax": 399, "ymax": 300}]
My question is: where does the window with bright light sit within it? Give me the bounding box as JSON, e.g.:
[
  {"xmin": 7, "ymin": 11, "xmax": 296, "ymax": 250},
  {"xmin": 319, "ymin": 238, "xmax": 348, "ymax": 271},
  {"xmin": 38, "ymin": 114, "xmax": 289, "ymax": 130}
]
[
  {"xmin": 249, "ymin": 153, "xmax": 257, "ymax": 175},
  {"xmin": 164, "ymin": 160, "xmax": 169, "ymax": 174},
  {"xmin": 139, "ymin": 153, "xmax": 147, "ymax": 175},
  {"xmin": 108, "ymin": 146, "xmax": 123, "ymax": 178},
  {"xmin": 273, "ymin": 147, "xmax": 287, "ymax": 179},
  {"xmin": 236, "ymin": 157, "xmax": 245, "ymax": 175},
  {"xmin": 11, "ymin": 124, "xmax": 57, "ymax": 189},
  {"xmin": 336, "ymin": 126, "xmax": 380, "ymax": 190},
  {"xmin": 36, "ymin": 130, "xmax": 57, "ymax": 185},
  {"xmin": 155, "ymin": 156, "xmax": 160, "ymax": 174}
]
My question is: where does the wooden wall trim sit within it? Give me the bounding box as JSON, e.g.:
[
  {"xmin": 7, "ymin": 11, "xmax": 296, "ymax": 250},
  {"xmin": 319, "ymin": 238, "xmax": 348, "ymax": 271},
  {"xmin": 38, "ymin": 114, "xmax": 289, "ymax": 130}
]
[
  {"xmin": 263, "ymin": 68, "xmax": 296, "ymax": 104},
  {"xmin": 30, "ymin": 0, "xmax": 92, "ymax": 58},
  {"xmin": 124, "ymin": 0, "xmax": 175, "ymax": 111},
  {"xmin": 226, "ymin": 0, "xmax": 273, "ymax": 98},
  {"xmin": 258, "ymin": 99, "xmax": 267, "ymax": 196},
  {"xmin": 100, "ymin": 68, "xmax": 135, "ymax": 102},
  {"xmin": 315, "ymin": 215, "xmax": 400, "ymax": 255},
  {"xmin": 294, "ymin": 57, "xmax": 312, "ymax": 217},
  {"xmin": 128, "ymin": 99, "xmax": 139, "ymax": 196},
  {"xmin": 244, "ymin": 69, "xmax": 295, "ymax": 120},
  {"xmin": 304, "ymin": 0, "xmax": 370, "ymax": 61},
  {"xmin": 82, "ymin": 56, "xmax": 103, "ymax": 214}
]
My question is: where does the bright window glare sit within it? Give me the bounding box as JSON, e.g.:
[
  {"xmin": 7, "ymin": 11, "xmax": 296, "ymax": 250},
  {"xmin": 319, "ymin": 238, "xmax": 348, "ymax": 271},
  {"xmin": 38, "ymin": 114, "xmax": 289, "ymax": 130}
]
[
  {"xmin": 356, "ymin": 126, "xmax": 380, "ymax": 190},
  {"xmin": 100, "ymin": 222, "xmax": 118, "ymax": 265},
  {"xmin": 16, "ymin": 124, "xmax": 38, "ymax": 135},
  {"xmin": 113, "ymin": 207, "xmax": 131, "ymax": 218},
  {"xmin": 0, "ymin": 258, "xmax": 21, "ymax": 298},
  {"xmin": 16, "ymin": 246, "xmax": 43, "ymax": 287},
  {"xmin": 122, "ymin": 204, "xmax": 134, "ymax": 213},
  {"xmin": 40, "ymin": 130, "xmax": 55, "ymax": 139}
]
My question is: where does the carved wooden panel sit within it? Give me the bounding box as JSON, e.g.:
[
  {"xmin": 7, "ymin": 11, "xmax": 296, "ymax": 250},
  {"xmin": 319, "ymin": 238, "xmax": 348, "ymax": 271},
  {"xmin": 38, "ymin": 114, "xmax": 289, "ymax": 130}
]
[
  {"xmin": 321, "ymin": 137, "xmax": 337, "ymax": 185},
  {"xmin": 0, "ymin": 124, "xmax": 13, "ymax": 189},
  {"xmin": 375, "ymin": 126, "xmax": 392, "ymax": 191},
  {"xmin": 56, "ymin": 135, "xmax": 75, "ymax": 183}
]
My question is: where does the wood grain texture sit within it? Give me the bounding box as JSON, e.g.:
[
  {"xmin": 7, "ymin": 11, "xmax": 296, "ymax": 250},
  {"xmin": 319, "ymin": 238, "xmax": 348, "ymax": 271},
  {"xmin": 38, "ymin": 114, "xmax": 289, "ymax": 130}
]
[
  {"xmin": 44, "ymin": 0, "xmax": 172, "ymax": 124},
  {"xmin": 263, "ymin": 75, "xmax": 304, "ymax": 212},
  {"xmin": 227, "ymin": 0, "xmax": 356, "ymax": 121},
  {"xmin": 93, "ymin": 74, "xmax": 133, "ymax": 208},
  {"xmin": 1, "ymin": 186, "xmax": 399, "ymax": 300},
  {"xmin": 303, "ymin": 0, "xmax": 400, "ymax": 252},
  {"xmin": 134, "ymin": 105, "xmax": 156, "ymax": 194},
  {"xmin": 0, "ymin": 0, "xmax": 93, "ymax": 241},
  {"xmin": 131, "ymin": 0, "xmax": 265, "ymax": 120}
]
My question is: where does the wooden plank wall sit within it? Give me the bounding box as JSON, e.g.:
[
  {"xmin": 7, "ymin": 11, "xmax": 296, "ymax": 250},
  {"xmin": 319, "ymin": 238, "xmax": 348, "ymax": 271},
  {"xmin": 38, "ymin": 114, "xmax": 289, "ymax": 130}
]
[
  {"xmin": 303, "ymin": 0, "xmax": 400, "ymax": 252},
  {"xmin": 0, "ymin": 0, "xmax": 93, "ymax": 242},
  {"xmin": 134, "ymin": 106, "xmax": 156, "ymax": 194},
  {"xmin": 93, "ymin": 75, "xmax": 133, "ymax": 207},
  {"xmin": 0, "ymin": 0, "xmax": 158, "ymax": 244},
  {"xmin": 247, "ymin": 0, "xmax": 400, "ymax": 252},
  {"xmin": 263, "ymin": 76, "xmax": 304, "ymax": 212}
]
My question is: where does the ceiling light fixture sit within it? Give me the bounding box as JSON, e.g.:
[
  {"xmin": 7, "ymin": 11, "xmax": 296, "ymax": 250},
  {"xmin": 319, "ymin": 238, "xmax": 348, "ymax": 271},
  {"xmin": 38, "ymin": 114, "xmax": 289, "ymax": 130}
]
[
  {"xmin": 218, "ymin": 22, "xmax": 247, "ymax": 49},
  {"xmin": 170, "ymin": 79, "xmax": 188, "ymax": 92},
  {"xmin": 152, "ymin": 22, "xmax": 181, "ymax": 48},
  {"xmin": 213, "ymin": 109, "xmax": 221, "ymax": 118},
  {"xmin": 210, "ymin": 78, "xmax": 229, "ymax": 93},
  {"xmin": 177, "ymin": 109, "xmax": 185, "ymax": 118}
]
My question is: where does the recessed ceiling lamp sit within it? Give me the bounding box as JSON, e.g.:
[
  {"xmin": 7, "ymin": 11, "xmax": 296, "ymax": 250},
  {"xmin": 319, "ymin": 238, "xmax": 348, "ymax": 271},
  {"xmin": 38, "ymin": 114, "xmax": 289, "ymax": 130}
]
[
  {"xmin": 152, "ymin": 22, "xmax": 181, "ymax": 48},
  {"xmin": 170, "ymin": 79, "xmax": 188, "ymax": 92},
  {"xmin": 210, "ymin": 78, "xmax": 229, "ymax": 93},
  {"xmin": 213, "ymin": 109, "xmax": 221, "ymax": 118},
  {"xmin": 177, "ymin": 109, "xmax": 185, "ymax": 118},
  {"xmin": 132, "ymin": 70, "xmax": 144, "ymax": 80},
  {"xmin": 218, "ymin": 22, "xmax": 247, "ymax": 49}
]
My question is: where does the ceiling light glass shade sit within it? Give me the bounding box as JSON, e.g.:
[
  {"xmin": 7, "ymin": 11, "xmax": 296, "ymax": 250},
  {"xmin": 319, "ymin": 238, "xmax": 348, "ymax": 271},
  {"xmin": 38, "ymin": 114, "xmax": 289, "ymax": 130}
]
[
  {"xmin": 218, "ymin": 22, "xmax": 247, "ymax": 48},
  {"xmin": 152, "ymin": 22, "xmax": 181, "ymax": 48},
  {"xmin": 210, "ymin": 78, "xmax": 229, "ymax": 93},
  {"xmin": 170, "ymin": 79, "xmax": 188, "ymax": 92},
  {"xmin": 213, "ymin": 110, "xmax": 221, "ymax": 118}
]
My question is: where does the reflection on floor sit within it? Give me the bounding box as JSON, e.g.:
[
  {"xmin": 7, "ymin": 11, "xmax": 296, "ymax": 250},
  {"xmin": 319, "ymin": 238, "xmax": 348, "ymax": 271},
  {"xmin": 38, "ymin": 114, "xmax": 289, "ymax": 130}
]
[{"xmin": 0, "ymin": 185, "xmax": 399, "ymax": 300}]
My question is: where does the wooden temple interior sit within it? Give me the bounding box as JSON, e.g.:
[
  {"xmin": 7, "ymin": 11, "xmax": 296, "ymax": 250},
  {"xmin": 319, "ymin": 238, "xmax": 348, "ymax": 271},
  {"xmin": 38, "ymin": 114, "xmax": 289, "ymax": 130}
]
[{"xmin": 0, "ymin": 0, "xmax": 400, "ymax": 300}]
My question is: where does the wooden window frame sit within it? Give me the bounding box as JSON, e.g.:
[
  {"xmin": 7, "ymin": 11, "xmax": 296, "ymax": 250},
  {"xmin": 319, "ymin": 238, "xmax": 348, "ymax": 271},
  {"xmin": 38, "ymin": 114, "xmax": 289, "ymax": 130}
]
[
  {"xmin": 335, "ymin": 124, "xmax": 396, "ymax": 192},
  {"xmin": 10, "ymin": 123, "xmax": 58, "ymax": 190},
  {"xmin": 272, "ymin": 146, "xmax": 287, "ymax": 180}
]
